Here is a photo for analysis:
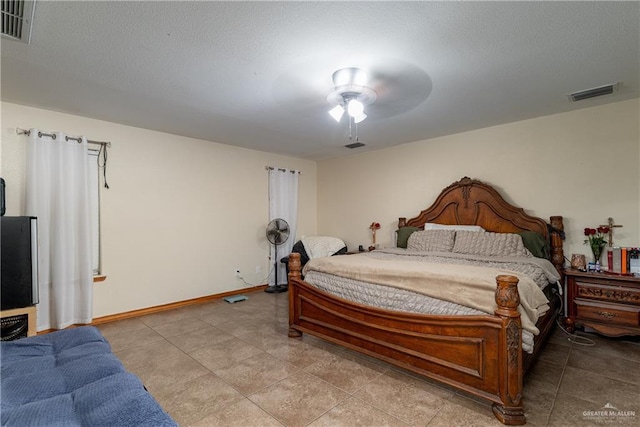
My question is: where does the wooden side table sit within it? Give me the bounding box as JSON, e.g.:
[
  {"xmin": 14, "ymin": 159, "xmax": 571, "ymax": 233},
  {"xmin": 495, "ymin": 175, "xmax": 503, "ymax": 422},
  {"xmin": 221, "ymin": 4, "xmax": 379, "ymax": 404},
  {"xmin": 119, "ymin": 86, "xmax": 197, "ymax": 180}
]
[{"xmin": 564, "ymin": 269, "xmax": 640, "ymax": 337}]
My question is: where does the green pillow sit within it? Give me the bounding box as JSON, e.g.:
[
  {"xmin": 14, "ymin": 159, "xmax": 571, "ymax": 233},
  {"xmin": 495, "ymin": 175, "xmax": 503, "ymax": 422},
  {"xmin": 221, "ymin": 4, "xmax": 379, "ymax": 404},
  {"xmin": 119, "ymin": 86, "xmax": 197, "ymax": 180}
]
[
  {"xmin": 396, "ymin": 226, "xmax": 421, "ymax": 249},
  {"xmin": 517, "ymin": 231, "xmax": 550, "ymax": 259}
]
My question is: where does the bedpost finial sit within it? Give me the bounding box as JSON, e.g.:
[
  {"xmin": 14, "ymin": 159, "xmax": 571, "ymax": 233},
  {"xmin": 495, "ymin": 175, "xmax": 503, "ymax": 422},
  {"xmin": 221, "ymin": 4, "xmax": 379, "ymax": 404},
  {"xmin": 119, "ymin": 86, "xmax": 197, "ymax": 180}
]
[
  {"xmin": 495, "ymin": 275, "xmax": 520, "ymax": 312},
  {"xmin": 288, "ymin": 252, "xmax": 302, "ymax": 282}
]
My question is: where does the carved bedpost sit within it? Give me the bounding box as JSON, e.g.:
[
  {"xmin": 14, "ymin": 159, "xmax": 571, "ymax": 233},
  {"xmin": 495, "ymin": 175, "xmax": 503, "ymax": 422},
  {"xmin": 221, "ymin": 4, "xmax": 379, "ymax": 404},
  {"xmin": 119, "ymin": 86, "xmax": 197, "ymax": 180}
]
[
  {"xmin": 493, "ymin": 275, "xmax": 525, "ymax": 425},
  {"xmin": 288, "ymin": 252, "xmax": 302, "ymax": 283},
  {"xmin": 288, "ymin": 253, "xmax": 303, "ymax": 338},
  {"xmin": 398, "ymin": 217, "xmax": 407, "ymax": 228},
  {"xmin": 550, "ymin": 216, "xmax": 565, "ymax": 280}
]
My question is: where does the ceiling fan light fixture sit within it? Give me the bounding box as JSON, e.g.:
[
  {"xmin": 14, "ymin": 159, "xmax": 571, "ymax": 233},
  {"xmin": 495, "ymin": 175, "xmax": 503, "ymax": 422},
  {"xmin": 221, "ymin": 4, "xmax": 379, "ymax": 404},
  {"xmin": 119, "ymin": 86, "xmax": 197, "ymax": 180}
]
[
  {"xmin": 353, "ymin": 112, "xmax": 367, "ymax": 124},
  {"xmin": 327, "ymin": 67, "xmax": 377, "ymax": 107},
  {"xmin": 327, "ymin": 67, "xmax": 377, "ymax": 137},
  {"xmin": 329, "ymin": 104, "xmax": 345, "ymax": 122},
  {"xmin": 347, "ymin": 99, "xmax": 364, "ymax": 117},
  {"xmin": 332, "ymin": 67, "xmax": 368, "ymax": 87}
]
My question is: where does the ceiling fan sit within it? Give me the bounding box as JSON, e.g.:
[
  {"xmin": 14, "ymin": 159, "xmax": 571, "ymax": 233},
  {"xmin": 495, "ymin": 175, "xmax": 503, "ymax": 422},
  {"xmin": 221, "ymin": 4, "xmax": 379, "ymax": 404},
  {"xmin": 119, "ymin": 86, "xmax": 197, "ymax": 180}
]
[{"xmin": 271, "ymin": 59, "xmax": 433, "ymax": 133}]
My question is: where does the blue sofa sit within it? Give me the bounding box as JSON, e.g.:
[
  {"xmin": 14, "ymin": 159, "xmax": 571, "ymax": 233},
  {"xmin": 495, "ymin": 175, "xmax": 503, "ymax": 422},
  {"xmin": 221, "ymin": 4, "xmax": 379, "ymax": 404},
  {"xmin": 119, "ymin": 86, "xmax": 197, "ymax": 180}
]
[{"xmin": 1, "ymin": 326, "xmax": 177, "ymax": 426}]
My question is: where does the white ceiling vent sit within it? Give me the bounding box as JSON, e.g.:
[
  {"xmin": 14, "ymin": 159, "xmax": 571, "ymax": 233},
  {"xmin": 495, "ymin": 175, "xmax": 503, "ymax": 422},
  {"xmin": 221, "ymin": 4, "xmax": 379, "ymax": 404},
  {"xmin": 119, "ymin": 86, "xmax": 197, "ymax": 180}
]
[
  {"xmin": 1, "ymin": 0, "xmax": 36, "ymax": 44},
  {"xmin": 568, "ymin": 83, "xmax": 619, "ymax": 102}
]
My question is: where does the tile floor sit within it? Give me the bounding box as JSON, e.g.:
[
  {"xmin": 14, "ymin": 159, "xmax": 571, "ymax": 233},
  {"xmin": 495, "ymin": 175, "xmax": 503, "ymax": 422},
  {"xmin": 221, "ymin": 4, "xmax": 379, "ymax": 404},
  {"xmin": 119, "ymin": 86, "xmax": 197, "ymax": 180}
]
[{"xmin": 96, "ymin": 290, "xmax": 640, "ymax": 426}]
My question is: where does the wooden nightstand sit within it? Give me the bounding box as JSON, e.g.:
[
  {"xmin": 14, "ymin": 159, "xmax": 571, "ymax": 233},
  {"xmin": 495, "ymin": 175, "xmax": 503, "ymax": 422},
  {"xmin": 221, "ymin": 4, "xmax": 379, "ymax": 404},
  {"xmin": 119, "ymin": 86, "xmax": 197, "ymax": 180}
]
[{"xmin": 564, "ymin": 268, "xmax": 640, "ymax": 337}]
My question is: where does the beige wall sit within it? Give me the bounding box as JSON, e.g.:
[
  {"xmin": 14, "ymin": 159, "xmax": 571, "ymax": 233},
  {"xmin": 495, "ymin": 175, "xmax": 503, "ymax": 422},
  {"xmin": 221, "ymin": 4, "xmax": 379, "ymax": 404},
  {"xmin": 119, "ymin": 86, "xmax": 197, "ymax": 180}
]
[
  {"xmin": 1, "ymin": 102, "xmax": 317, "ymax": 318},
  {"xmin": 2, "ymin": 99, "xmax": 638, "ymax": 321},
  {"xmin": 317, "ymin": 99, "xmax": 640, "ymax": 262}
]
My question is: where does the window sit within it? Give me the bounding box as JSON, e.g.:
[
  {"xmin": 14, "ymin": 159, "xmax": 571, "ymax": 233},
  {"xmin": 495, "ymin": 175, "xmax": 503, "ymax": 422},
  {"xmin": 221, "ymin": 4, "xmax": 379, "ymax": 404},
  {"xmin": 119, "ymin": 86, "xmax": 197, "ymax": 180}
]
[{"xmin": 87, "ymin": 148, "xmax": 101, "ymax": 275}]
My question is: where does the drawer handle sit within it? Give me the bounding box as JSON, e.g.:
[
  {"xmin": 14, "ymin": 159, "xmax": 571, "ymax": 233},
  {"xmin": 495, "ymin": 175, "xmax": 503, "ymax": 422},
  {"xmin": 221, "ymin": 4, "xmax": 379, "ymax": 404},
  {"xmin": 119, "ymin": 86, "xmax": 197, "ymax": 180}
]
[{"xmin": 597, "ymin": 311, "xmax": 617, "ymax": 318}]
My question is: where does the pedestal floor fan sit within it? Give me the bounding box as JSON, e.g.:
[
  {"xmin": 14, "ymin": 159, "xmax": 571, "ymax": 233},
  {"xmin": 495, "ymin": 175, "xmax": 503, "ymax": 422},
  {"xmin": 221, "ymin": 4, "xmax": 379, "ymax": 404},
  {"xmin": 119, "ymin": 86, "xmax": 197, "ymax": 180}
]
[{"xmin": 265, "ymin": 218, "xmax": 290, "ymax": 293}]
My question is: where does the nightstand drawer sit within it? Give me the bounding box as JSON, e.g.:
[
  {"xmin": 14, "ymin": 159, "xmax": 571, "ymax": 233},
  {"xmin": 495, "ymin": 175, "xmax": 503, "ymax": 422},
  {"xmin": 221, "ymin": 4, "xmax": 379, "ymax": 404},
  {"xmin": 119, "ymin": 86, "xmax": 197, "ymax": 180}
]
[
  {"xmin": 576, "ymin": 282, "xmax": 640, "ymax": 306},
  {"xmin": 575, "ymin": 300, "xmax": 640, "ymax": 327}
]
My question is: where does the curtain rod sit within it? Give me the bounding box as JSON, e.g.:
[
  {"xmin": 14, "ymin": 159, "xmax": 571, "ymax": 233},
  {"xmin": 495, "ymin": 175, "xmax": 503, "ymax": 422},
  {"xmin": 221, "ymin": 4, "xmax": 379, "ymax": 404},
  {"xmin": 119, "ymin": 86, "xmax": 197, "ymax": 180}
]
[
  {"xmin": 16, "ymin": 128, "xmax": 111, "ymax": 148},
  {"xmin": 265, "ymin": 166, "xmax": 301, "ymax": 175}
]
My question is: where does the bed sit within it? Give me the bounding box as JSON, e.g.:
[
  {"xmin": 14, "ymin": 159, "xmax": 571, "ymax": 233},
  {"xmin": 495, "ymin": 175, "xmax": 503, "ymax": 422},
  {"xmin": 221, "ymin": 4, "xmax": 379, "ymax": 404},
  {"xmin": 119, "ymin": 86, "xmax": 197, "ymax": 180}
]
[
  {"xmin": 0, "ymin": 326, "xmax": 177, "ymax": 426},
  {"xmin": 287, "ymin": 177, "xmax": 565, "ymax": 425}
]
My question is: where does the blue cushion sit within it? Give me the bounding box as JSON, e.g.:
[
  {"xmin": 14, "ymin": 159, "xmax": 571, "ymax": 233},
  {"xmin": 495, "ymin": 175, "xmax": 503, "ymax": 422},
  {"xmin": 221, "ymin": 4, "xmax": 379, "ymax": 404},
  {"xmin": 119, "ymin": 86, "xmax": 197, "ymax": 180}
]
[{"xmin": 1, "ymin": 326, "xmax": 177, "ymax": 427}]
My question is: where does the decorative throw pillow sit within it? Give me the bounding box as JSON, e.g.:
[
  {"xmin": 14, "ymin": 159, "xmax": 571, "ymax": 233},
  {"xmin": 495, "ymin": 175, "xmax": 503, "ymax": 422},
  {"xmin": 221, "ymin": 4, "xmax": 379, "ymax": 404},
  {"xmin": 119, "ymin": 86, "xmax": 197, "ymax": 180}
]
[
  {"xmin": 407, "ymin": 230, "xmax": 456, "ymax": 252},
  {"xmin": 453, "ymin": 231, "xmax": 531, "ymax": 257},
  {"xmin": 424, "ymin": 223, "xmax": 485, "ymax": 232},
  {"xmin": 396, "ymin": 226, "xmax": 421, "ymax": 249},
  {"xmin": 517, "ymin": 231, "xmax": 550, "ymax": 259}
]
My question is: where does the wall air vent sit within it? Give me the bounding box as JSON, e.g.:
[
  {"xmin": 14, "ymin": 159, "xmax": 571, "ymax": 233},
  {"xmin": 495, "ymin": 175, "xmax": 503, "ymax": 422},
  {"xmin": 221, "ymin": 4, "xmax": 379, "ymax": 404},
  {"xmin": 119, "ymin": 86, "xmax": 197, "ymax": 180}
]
[
  {"xmin": 568, "ymin": 83, "xmax": 618, "ymax": 102},
  {"xmin": 1, "ymin": 0, "xmax": 36, "ymax": 44},
  {"xmin": 345, "ymin": 142, "xmax": 365, "ymax": 149}
]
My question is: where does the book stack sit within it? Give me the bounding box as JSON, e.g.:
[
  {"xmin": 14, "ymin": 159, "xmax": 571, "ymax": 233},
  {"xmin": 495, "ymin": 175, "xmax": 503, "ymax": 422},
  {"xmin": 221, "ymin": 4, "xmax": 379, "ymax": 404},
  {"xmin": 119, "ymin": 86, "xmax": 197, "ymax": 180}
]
[{"xmin": 607, "ymin": 247, "xmax": 640, "ymax": 275}]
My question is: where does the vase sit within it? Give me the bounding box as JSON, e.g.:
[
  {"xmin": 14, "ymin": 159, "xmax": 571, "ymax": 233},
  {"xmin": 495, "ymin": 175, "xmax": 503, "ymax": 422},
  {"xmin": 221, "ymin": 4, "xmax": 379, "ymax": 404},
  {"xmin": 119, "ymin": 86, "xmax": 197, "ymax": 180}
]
[{"xmin": 591, "ymin": 244, "xmax": 605, "ymax": 263}]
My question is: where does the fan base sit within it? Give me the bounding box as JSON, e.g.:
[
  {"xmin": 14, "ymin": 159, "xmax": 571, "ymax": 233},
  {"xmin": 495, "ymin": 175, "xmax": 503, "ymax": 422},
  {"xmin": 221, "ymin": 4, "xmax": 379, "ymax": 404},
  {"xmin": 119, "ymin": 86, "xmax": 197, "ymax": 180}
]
[{"xmin": 264, "ymin": 284, "xmax": 288, "ymax": 294}]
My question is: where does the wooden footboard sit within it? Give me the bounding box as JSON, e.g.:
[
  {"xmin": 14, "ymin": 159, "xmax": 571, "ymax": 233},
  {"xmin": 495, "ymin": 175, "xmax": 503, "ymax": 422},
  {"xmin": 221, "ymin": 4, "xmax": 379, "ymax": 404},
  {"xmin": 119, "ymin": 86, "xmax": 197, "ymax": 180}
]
[{"xmin": 287, "ymin": 252, "xmax": 526, "ymax": 425}]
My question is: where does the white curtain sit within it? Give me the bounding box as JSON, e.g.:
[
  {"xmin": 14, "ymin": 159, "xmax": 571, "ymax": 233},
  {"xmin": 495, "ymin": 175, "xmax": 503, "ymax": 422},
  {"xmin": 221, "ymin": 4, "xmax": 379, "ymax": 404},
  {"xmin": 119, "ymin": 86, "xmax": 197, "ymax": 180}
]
[
  {"xmin": 268, "ymin": 168, "xmax": 299, "ymax": 286},
  {"xmin": 25, "ymin": 129, "xmax": 94, "ymax": 330}
]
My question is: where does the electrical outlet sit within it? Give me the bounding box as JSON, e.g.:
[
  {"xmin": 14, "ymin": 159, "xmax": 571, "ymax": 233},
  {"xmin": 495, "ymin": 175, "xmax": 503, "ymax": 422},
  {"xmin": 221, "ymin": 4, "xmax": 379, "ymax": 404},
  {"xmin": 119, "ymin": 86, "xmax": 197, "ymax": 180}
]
[
  {"xmin": 235, "ymin": 269, "xmax": 241, "ymax": 277},
  {"xmin": 255, "ymin": 265, "xmax": 261, "ymax": 273}
]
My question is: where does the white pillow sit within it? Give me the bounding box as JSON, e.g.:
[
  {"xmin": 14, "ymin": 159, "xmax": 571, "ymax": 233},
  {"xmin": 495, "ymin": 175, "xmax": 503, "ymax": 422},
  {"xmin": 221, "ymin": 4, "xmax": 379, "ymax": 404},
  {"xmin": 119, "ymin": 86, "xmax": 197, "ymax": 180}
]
[
  {"xmin": 424, "ymin": 223, "xmax": 485, "ymax": 232},
  {"xmin": 301, "ymin": 236, "xmax": 346, "ymax": 259}
]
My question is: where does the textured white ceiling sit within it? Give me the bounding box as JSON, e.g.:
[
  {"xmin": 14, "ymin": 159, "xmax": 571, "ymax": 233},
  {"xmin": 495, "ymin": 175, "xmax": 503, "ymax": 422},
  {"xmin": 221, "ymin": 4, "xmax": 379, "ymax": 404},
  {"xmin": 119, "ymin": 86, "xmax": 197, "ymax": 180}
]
[{"xmin": 2, "ymin": 1, "xmax": 638, "ymax": 159}]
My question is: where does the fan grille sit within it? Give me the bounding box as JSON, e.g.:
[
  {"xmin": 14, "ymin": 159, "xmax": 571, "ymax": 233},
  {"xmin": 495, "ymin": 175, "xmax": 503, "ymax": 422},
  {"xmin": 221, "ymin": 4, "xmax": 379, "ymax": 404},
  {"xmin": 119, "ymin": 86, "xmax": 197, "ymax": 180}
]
[{"xmin": 266, "ymin": 218, "xmax": 290, "ymax": 245}]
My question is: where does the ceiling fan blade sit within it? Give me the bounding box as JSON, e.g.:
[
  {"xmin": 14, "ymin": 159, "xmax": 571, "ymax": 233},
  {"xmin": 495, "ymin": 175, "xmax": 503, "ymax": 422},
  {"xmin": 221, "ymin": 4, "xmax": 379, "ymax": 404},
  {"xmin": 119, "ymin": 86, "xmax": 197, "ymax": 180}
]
[
  {"xmin": 272, "ymin": 71, "xmax": 331, "ymax": 119},
  {"xmin": 364, "ymin": 61, "xmax": 433, "ymax": 120}
]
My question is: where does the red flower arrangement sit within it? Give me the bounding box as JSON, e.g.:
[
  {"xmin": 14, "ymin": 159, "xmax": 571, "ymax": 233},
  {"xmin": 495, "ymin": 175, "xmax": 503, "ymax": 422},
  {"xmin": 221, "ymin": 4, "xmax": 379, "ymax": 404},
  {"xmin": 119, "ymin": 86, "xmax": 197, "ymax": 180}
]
[{"xmin": 583, "ymin": 226, "xmax": 609, "ymax": 262}]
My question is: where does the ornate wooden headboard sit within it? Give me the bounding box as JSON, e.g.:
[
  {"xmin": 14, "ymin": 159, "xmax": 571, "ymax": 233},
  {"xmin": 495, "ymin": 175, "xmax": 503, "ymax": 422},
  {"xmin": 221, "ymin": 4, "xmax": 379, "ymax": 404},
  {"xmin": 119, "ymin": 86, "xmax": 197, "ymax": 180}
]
[{"xmin": 398, "ymin": 177, "xmax": 565, "ymax": 274}]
